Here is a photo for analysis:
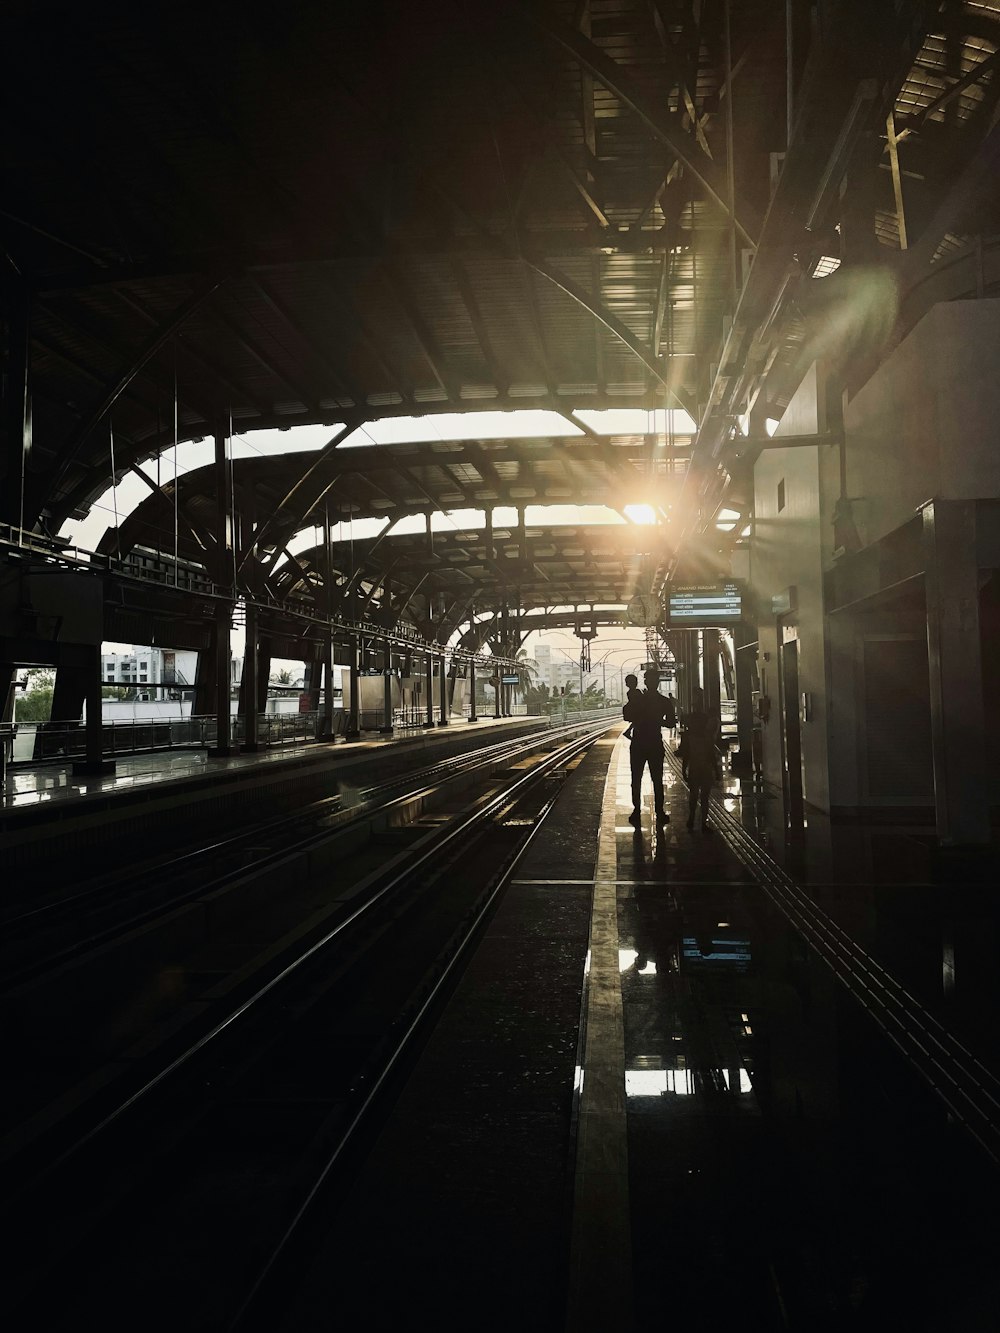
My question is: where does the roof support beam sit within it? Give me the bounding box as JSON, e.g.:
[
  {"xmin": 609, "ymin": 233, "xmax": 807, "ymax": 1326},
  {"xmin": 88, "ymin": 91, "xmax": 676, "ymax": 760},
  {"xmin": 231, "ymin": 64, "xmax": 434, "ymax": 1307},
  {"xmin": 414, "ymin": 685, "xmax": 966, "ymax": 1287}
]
[
  {"xmin": 449, "ymin": 258, "xmax": 508, "ymax": 393},
  {"xmin": 251, "ymin": 275, "xmax": 365, "ymax": 407},
  {"xmin": 522, "ymin": 6, "xmax": 760, "ymax": 247},
  {"xmin": 210, "ymin": 300, "xmax": 323, "ymax": 412},
  {"xmin": 527, "ymin": 256, "xmax": 693, "ymax": 412},
  {"xmin": 235, "ymin": 421, "xmax": 355, "ymax": 576},
  {"xmin": 56, "ymin": 277, "xmax": 221, "ymax": 478}
]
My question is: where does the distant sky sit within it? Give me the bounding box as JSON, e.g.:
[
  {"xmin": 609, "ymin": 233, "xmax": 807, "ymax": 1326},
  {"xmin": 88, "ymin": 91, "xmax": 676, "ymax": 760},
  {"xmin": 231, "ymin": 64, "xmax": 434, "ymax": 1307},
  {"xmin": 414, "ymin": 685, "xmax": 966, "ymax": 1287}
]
[{"xmin": 82, "ymin": 411, "xmax": 682, "ymax": 672}]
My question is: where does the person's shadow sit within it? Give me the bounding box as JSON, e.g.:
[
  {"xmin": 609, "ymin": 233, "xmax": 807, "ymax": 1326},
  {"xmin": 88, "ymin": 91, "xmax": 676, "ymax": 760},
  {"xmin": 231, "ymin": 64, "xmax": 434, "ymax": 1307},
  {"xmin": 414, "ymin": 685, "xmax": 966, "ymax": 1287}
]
[
  {"xmin": 632, "ymin": 881, "xmax": 681, "ymax": 978},
  {"xmin": 628, "ymin": 823, "xmax": 670, "ymax": 878}
]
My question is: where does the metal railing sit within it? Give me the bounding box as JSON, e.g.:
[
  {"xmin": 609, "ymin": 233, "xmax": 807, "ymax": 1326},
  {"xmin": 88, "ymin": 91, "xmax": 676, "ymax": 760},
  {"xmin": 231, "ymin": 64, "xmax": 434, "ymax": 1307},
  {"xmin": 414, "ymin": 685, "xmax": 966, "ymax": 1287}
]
[
  {"xmin": 11, "ymin": 711, "xmax": 336, "ymax": 765},
  {"xmin": 7, "ymin": 703, "xmax": 622, "ymax": 772}
]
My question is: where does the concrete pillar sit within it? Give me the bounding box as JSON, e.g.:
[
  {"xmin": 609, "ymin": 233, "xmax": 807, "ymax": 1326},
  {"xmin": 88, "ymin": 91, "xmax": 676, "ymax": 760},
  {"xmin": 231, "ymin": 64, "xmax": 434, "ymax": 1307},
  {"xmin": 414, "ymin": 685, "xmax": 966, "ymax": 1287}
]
[
  {"xmin": 424, "ymin": 652, "xmax": 435, "ymax": 727},
  {"xmin": 468, "ymin": 658, "xmax": 478, "ymax": 721},
  {"xmin": 922, "ymin": 500, "xmax": 989, "ymax": 844},
  {"xmin": 72, "ymin": 646, "xmax": 115, "ymax": 775},
  {"xmin": 345, "ymin": 634, "xmax": 361, "ymax": 738},
  {"xmin": 380, "ymin": 638, "xmax": 393, "ymax": 734},
  {"xmin": 242, "ymin": 598, "xmax": 260, "ymax": 751}
]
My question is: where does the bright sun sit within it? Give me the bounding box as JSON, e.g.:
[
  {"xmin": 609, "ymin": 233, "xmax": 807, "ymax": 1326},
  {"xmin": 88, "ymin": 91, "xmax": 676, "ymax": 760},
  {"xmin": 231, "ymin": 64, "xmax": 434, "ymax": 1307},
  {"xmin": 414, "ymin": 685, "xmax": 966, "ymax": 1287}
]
[{"xmin": 624, "ymin": 504, "xmax": 657, "ymax": 525}]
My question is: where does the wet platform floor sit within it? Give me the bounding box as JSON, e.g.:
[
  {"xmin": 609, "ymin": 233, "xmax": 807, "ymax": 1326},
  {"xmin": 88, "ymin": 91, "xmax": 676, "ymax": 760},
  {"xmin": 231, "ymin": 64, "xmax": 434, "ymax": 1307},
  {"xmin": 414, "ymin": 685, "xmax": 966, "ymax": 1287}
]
[
  {"xmin": 279, "ymin": 727, "xmax": 1000, "ymax": 1331},
  {"xmin": 0, "ymin": 714, "xmax": 531, "ymax": 815}
]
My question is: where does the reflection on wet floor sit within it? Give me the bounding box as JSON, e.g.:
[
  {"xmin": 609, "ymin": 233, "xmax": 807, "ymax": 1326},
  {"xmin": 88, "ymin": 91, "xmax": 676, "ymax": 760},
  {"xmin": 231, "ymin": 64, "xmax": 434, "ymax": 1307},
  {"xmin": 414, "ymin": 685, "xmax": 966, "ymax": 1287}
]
[
  {"xmin": 1, "ymin": 745, "xmax": 308, "ymax": 809},
  {"xmin": 617, "ymin": 736, "xmax": 1000, "ymax": 1326},
  {"xmin": 613, "ymin": 745, "xmax": 782, "ymax": 1323},
  {"xmin": 0, "ymin": 716, "xmax": 522, "ymax": 811}
]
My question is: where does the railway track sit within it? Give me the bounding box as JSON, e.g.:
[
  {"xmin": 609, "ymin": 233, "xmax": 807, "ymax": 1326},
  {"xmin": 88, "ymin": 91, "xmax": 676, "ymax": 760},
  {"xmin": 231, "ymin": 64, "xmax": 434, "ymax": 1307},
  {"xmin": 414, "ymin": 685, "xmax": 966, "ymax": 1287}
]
[
  {"xmin": 2, "ymin": 719, "xmax": 596, "ymax": 966},
  {"xmin": 2, "ymin": 718, "xmax": 612, "ymax": 1328}
]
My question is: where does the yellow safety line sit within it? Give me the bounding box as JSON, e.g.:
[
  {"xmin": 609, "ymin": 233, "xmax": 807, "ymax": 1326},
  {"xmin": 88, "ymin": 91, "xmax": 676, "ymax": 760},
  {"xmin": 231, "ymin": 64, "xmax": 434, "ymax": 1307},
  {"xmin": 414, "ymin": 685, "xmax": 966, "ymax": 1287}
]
[{"xmin": 565, "ymin": 735, "xmax": 633, "ymax": 1331}]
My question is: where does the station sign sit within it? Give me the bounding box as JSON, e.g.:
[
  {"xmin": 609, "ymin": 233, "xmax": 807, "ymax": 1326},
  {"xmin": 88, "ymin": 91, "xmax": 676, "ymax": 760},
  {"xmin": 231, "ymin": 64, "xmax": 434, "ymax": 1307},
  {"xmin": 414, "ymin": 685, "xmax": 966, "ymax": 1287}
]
[
  {"xmin": 665, "ymin": 580, "xmax": 743, "ymax": 627},
  {"xmin": 501, "ymin": 674, "xmax": 520, "ymax": 684}
]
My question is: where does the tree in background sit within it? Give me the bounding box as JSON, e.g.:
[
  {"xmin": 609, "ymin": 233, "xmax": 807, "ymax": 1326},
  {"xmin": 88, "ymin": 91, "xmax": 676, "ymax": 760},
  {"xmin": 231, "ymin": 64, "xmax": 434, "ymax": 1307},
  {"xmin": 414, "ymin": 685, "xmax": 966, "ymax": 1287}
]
[
  {"xmin": 524, "ymin": 680, "xmax": 551, "ymax": 713},
  {"xmin": 14, "ymin": 669, "xmax": 55, "ymax": 722},
  {"xmin": 514, "ymin": 648, "xmax": 538, "ymax": 702}
]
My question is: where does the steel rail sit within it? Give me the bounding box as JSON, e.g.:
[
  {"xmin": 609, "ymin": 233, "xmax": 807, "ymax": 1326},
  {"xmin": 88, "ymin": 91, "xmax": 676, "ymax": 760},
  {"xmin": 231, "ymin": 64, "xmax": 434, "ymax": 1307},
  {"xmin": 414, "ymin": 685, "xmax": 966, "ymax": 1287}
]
[
  {"xmin": 13, "ymin": 718, "xmax": 614, "ymax": 1193},
  {"xmin": 5, "ymin": 713, "xmax": 610, "ymax": 942},
  {"xmin": 226, "ymin": 724, "xmax": 603, "ymax": 1330}
]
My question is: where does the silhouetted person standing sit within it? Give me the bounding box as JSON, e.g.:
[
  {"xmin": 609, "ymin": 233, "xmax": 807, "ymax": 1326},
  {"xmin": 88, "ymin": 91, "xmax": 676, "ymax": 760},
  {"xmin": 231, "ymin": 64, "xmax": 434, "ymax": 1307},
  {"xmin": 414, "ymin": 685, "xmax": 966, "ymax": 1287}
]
[
  {"xmin": 624, "ymin": 668, "xmax": 676, "ymax": 826},
  {"xmin": 622, "ymin": 673, "xmax": 640, "ymax": 739}
]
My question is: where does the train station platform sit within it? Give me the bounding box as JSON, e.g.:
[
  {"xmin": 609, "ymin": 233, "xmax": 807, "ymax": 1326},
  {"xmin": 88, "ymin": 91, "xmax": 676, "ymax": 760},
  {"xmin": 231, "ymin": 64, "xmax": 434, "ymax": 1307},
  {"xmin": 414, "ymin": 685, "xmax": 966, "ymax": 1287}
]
[
  {"xmin": 0, "ymin": 713, "xmax": 551, "ymax": 869},
  {"xmin": 281, "ymin": 728, "xmax": 1000, "ymax": 1331}
]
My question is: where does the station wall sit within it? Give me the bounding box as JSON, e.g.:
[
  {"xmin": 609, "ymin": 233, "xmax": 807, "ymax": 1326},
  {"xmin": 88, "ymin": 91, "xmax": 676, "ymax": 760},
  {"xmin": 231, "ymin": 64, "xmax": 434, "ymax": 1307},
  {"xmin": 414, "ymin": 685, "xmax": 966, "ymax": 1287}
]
[
  {"xmin": 751, "ymin": 365, "xmax": 836, "ymax": 818},
  {"xmin": 844, "ymin": 298, "xmax": 1000, "ymax": 548}
]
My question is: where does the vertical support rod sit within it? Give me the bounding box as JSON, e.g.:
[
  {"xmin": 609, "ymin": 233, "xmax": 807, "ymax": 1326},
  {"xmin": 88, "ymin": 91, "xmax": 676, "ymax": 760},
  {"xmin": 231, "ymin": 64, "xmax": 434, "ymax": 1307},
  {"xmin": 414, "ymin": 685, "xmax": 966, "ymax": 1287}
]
[
  {"xmin": 425, "ymin": 651, "xmax": 435, "ymax": 727},
  {"xmin": 321, "ymin": 502, "xmax": 335, "ymax": 740},
  {"xmin": 243, "ymin": 597, "xmax": 259, "ymax": 751},
  {"xmin": 438, "ymin": 649, "xmax": 449, "ymax": 725},
  {"xmin": 886, "ymin": 110, "xmax": 908, "ymax": 251},
  {"xmin": 211, "ymin": 604, "xmax": 232, "ymax": 755},
  {"xmin": 346, "ymin": 633, "xmax": 361, "ymax": 738},
  {"xmin": 380, "ymin": 637, "xmax": 393, "ymax": 734},
  {"xmin": 468, "ymin": 657, "xmax": 478, "ymax": 721},
  {"xmin": 209, "ymin": 424, "xmax": 233, "ymax": 756}
]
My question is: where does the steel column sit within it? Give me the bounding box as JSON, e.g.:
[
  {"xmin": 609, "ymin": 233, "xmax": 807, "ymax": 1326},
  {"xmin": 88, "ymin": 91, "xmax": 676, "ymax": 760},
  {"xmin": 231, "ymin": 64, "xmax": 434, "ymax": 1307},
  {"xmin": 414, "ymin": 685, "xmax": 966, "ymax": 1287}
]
[
  {"xmin": 703, "ymin": 628, "xmax": 721, "ymax": 732},
  {"xmin": 72, "ymin": 646, "xmax": 115, "ymax": 775},
  {"xmin": 1, "ymin": 274, "xmax": 32, "ymax": 531},
  {"xmin": 380, "ymin": 638, "xmax": 393, "ymax": 734},
  {"xmin": 437, "ymin": 649, "xmax": 449, "ymax": 725},
  {"xmin": 209, "ymin": 604, "xmax": 232, "ymax": 756},
  {"xmin": 320, "ymin": 631, "xmax": 335, "ymax": 739},
  {"xmin": 424, "ymin": 652, "xmax": 435, "ymax": 727},
  {"xmin": 209, "ymin": 426, "xmax": 233, "ymax": 756},
  {"xmin": 346, "ymin": 634, "xmax": 361, "ymax": 738},
  {"xmin": 320, "ymin": 503, "xmax": 336, "ymax": 741},
  {"xmin": 242, "ymin": 597, "xmax": 260, "ymax": 751},
  {"xmin": 468, "ymin": 658, "xmax": 478, "ymax": 722}
]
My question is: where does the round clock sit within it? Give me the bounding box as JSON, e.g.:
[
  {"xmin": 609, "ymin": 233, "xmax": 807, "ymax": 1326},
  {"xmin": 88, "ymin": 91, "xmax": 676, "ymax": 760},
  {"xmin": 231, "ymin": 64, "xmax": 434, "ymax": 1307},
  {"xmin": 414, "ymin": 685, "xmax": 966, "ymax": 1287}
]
[{"xmin": 625, "ymin": 593, "xmax": 661, "ymax": 627}]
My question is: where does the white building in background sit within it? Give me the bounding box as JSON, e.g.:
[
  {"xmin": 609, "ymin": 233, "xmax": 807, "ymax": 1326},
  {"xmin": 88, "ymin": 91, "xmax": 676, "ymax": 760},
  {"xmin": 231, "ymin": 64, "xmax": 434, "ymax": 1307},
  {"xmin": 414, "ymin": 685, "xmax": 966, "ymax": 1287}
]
[
  {"xmin": 101, "ymin": 647, "xmax": 243, "ymax": 697},
  {"xmin": 531, "ymin": 641, "xmax": 581, "ymax": 695}
]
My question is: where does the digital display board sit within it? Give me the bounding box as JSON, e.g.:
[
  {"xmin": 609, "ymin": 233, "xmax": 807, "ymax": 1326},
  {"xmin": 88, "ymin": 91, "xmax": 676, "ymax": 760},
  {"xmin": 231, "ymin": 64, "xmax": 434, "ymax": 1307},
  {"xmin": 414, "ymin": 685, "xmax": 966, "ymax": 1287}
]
[{"xmin": 666, "ymin": 580, "xmax": 743, "ymax": 627}]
